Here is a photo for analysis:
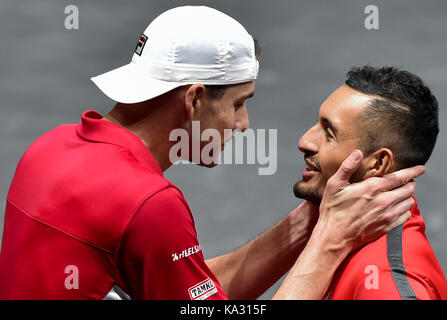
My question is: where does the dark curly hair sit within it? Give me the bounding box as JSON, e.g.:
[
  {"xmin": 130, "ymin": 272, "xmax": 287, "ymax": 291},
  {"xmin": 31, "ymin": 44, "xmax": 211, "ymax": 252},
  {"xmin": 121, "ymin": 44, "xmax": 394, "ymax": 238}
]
[{"xmin": 345, "ymin": 65, "xmax": 439, "ymax": 169}]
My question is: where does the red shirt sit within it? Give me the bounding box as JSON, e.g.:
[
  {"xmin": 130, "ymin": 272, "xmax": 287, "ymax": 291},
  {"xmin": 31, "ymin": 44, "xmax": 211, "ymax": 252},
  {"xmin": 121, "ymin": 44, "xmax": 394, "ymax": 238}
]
[
  {"xmin": 0, "ymin": 110, "xmax": 227, "ymax": 300},
  {"xmin": 326, "ymin": 197, "xmax": 447, "ymax": 300}
]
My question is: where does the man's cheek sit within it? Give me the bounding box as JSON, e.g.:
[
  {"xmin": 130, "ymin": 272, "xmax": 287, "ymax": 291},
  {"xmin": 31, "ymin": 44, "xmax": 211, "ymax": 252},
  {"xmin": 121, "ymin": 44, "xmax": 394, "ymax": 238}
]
[
  {"xmin": 323, "ymin": 155, "xmax": 346, "ymax": 180},
  {"xmin": 320, "ymin": 162, "xmax": 339, "ymax": 184}
]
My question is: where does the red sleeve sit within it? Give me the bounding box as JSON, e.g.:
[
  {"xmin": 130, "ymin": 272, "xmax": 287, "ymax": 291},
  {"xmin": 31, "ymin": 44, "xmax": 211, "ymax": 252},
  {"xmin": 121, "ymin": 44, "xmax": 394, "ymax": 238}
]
[
  {"xmin": 353, "ymin": 270, "xmax": 437, "ymax": 300},
  {"xmin": 115, "ymin": 187, "xmax": 227, "ymax": 300}
]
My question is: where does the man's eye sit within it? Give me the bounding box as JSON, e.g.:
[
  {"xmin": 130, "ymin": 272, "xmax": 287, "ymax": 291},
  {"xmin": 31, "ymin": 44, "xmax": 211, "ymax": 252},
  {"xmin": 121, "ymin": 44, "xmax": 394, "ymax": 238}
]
[
  {"xmin": 235, "ymin": 103, "xmax": 243, "ymax": 110},
  {"xmin": 325, "ymin": 130, "xmax": 334, "ymax": 140}
]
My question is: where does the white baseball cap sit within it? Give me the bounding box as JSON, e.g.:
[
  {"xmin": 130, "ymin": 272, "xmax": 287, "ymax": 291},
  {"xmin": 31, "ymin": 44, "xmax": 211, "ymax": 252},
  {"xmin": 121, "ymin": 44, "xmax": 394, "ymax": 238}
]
[{"xmin": 91, "ymin": 6, "xmax": 259, "ymax": 104}]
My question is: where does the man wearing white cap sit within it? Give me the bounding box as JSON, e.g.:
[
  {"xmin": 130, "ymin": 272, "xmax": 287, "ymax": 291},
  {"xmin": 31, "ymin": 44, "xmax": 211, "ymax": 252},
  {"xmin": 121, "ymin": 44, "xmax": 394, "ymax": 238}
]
[{"xmin": 0, "ymin": 6, "xmax": 424, "ymax": 300}]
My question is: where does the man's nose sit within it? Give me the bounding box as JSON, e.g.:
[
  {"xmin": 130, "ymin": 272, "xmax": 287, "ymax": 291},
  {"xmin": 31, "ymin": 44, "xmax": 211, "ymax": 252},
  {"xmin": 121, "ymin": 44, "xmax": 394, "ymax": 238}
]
[
  {"xmin": 234, "ymin": 105, "xmax": 249, "ymax": 132},
  {"xmin": 298, "ymin": 125, "xmax": 319, "ymax": 154}
]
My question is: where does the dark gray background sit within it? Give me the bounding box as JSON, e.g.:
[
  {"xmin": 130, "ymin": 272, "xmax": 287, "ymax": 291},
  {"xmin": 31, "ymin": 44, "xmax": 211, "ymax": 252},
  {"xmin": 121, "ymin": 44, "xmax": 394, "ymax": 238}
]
[{"xmin": 1, "ymin": 0, "xmax": 446, "ymax": 299}]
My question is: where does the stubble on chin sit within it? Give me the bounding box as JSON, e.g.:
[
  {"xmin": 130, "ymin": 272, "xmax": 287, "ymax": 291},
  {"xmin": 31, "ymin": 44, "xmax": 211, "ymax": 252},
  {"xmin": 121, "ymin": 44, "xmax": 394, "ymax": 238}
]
[{"xmin": 293, "ymin": 180, "xmax": 323, "ymax": 205}]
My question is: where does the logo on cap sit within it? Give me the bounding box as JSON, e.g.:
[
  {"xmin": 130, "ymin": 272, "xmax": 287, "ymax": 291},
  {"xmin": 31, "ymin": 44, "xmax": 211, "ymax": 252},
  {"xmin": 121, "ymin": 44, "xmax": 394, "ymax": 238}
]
[{"xmin": 135, "ymin": 34, "xmax": 148, "ymax": 56}]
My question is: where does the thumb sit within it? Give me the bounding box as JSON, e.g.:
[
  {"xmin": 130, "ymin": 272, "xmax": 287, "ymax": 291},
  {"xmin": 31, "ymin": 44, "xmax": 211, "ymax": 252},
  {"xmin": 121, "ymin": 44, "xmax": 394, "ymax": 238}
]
[{"xmin": 327, "ymin": 150, "xmax": 363, "ymax": 190}]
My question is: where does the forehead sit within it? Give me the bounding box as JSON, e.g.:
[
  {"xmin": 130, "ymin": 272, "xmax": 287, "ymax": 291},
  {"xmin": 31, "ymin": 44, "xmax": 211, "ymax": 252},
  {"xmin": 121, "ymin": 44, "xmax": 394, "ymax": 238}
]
[{"xmin": 319, "ymin": 85, "xmax": 372, "ymax": 129}]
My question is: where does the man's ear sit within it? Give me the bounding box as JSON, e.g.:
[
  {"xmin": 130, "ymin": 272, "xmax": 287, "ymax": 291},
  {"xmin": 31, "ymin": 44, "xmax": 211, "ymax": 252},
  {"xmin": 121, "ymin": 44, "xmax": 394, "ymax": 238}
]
[
  {"xmin": 184, "ymin": 84, "xmax": 207, "ymax": 119},
  {"xmin": 362, "ymin": 148, "xmax": 394, "ymax": 179}
]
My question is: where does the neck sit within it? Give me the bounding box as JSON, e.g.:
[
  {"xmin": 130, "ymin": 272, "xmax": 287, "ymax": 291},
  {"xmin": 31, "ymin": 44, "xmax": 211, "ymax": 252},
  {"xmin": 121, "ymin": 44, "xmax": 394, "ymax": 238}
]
[{"xmin": 102, "ymin": 94, "xmax": 184, "ymax": 172}]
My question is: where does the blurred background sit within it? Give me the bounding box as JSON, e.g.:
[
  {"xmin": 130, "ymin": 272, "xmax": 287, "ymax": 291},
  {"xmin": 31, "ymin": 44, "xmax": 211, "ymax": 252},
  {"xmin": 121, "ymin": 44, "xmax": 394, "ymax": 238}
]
[{"xmin": 1, "ymin": 0, "xmax": 446, "ymax": 299}]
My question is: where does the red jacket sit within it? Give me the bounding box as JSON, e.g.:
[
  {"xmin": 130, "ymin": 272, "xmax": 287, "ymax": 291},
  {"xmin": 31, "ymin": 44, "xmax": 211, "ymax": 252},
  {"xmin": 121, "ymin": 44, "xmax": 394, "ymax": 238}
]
[
  {"xmin": 326, "ymin": 197, "xmax": 447, "ymax": 300},
  {"xmin": 0, "ymin": 110, "xmax": 227, "ymax": 300}
]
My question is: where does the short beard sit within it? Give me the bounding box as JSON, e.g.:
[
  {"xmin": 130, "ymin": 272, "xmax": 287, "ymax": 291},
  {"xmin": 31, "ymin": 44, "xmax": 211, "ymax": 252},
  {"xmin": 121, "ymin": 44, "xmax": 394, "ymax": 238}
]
[{"xmin": 293, "ymin": 181, "xmax": 322, "ymax": 205}]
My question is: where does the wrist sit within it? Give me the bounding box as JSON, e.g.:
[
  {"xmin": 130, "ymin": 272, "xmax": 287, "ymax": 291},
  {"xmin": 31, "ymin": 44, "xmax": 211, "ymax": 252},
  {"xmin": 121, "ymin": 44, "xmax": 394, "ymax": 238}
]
[
  {"xmin": 306, "ymin": 221, "xmax": 351, "ymax": 267},
  {"xmin": 274, "ymin": 223, "xmax": 350, "ymax": 300},
  {"xmin": 281, "ymin": 202, "xmax": 318, "ymax": 251}
]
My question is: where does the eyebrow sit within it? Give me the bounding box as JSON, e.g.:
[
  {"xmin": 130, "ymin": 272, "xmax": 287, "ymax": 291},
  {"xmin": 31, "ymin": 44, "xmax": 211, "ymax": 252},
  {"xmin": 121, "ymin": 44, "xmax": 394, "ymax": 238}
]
[
  {"xmin": 240, "ymin": 92, "xmax": 254, "ymax": 100},
  {"xmin": 320, "ymin": 117, "xmax": 338, "ymax": 136}
]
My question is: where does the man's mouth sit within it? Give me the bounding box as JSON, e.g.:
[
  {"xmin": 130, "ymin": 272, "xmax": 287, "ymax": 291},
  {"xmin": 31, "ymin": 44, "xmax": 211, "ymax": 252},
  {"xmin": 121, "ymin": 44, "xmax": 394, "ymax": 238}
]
[{"xmin": 302, "ymin": 158, "xmax": 320, "ymax": 180}]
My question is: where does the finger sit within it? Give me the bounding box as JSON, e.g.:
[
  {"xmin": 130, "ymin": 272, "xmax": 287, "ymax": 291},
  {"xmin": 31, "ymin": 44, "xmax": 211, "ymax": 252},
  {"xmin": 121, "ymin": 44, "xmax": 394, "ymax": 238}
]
[
  {"xmin": 380, "ymin": 165, "xmax": 426, "ymax": 192},
  {"xmin": 384, "ymin": 198, "xmax": 415, "ymax": 232},
  {"xmin": 377, "ymin": 181, "xmax": 416, "ymax": 208},
  {"xmin": 385, "ymin": 210, "xmax": 412, "ymax": 233},
  {"xmin": 326, "ymin": 150, "xmax": 363, "ymax": 190}
]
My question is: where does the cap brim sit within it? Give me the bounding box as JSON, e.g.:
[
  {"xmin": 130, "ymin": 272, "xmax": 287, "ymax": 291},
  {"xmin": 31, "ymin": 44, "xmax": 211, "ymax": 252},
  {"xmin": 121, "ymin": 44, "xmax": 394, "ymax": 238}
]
[{"xmin": 91, "ymin": 62, "xmax": 184, "ymax": 104}]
